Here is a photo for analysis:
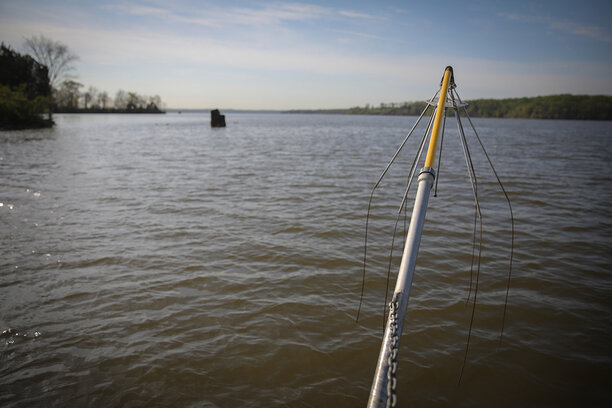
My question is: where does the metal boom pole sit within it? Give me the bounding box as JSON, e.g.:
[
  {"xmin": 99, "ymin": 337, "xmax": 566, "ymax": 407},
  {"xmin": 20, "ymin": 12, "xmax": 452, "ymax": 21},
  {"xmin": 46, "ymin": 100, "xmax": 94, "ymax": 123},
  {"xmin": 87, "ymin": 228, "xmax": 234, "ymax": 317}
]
[{"xmin": 367, "ymin": 66, "xmax": 454, "ymax": 408}]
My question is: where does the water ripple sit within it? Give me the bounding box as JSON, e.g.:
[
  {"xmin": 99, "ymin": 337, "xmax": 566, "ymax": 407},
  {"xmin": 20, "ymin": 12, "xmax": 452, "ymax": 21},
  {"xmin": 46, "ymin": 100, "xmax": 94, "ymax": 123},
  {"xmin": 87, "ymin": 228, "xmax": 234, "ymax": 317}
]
[{"xmin": 1, "ymin": 114, "xmax": 611, "ymax": 407}]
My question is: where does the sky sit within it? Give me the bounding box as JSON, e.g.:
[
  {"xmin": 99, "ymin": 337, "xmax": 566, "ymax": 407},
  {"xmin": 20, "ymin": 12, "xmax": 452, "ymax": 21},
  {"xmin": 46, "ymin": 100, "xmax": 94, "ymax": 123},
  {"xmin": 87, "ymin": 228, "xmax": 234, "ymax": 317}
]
[{"xmin": 1, "ymin": 0, "xmax": 611, "ymax": 109}]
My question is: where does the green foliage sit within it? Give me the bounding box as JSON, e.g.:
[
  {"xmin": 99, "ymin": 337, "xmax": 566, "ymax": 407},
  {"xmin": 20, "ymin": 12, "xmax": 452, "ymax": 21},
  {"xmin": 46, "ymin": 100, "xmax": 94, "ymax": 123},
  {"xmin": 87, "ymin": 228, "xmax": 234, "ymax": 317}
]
[
  {"xmin": 0, "ymin": 84, "xmax": 52, "ymax": 129},
  {"xmin": 346, "ymin": 101, "xmax": 429, "ymax": 116},
  {"xmin": 466, "ymin": 95, "xmax": 612, "ymax": 120},
  {"xmin": 0, "ymin": 44, "xmax": 53, "ymax": 129},
  {"xmin": 292, "ymin": 95, "xmax": 612, "ymax": 120}
]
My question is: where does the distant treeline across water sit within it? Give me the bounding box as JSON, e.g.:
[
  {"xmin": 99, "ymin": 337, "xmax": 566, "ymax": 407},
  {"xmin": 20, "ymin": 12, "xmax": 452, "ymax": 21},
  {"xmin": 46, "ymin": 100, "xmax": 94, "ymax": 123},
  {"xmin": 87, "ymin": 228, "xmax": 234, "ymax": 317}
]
[
  {"xmin": 286, "ymin": 94, "xmax": 612, "ymax": 120},
  {"xmin": 53, "ymin": 106, "xmax": 164, "ymax": 114}
]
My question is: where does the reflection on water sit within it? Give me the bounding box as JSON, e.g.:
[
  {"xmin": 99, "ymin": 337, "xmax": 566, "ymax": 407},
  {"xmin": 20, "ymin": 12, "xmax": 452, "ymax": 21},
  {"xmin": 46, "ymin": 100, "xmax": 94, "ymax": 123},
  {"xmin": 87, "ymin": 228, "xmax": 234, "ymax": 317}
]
[{"xmin": 1, "ymin": 113, "xmax": 611, "ymax": 407}]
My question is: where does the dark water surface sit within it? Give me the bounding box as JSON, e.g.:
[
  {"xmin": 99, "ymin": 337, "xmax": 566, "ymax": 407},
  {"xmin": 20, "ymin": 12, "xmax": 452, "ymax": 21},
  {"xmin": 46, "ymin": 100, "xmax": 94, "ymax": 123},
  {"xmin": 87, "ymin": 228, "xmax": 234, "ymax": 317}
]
[{"xmin": 1, "ymin": 113, "xmax": 611, "ymax": 407}]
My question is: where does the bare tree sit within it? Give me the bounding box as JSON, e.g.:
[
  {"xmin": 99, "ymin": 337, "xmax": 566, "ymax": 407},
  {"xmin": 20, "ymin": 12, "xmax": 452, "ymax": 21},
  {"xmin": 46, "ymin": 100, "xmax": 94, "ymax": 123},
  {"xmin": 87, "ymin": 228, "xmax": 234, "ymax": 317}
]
[
  {"xmin": 97, "ymin": 91, "xmax": 110, "ymax": 109},
  {"xmin": 55, "ymin": 80, "xmax": 83, "ymax": 109},
  {"xmin": 84, "ymin": 86, "xmax": 98, "ymax": 109},
  {"xmin": 24, "ymin": 35, "xmax": 79, "ymax": 90},
  {"xmin": 126, "ymin": 92, "xmax": 140, "ymax": 109},
  {"xmin": 149, "ymin": 95, "xmax": 162, "ymax": 110},
  {"xmin": 114, "ymin": 89, "xmax": 126, "ymax": 109}
]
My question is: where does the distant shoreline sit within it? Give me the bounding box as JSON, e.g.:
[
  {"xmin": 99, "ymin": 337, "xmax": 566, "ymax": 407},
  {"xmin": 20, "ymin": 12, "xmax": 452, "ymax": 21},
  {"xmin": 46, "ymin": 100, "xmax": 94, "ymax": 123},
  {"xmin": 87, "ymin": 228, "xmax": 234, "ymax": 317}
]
[
  {"xmin": 283, "ymin": 94, "xmax": 612, "ymax": 121},
  {"xmin": 53, "ymin": 107, "xmax": 165, "ymax": 114}
]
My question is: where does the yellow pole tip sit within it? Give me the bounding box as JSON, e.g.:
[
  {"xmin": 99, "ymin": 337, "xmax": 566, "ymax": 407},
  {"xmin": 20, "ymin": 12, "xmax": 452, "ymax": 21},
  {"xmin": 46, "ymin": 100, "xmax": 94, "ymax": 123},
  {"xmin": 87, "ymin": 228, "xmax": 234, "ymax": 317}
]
[{"xmin": 442, "ymin": 66, "xmax": 454, "ymax": 86}]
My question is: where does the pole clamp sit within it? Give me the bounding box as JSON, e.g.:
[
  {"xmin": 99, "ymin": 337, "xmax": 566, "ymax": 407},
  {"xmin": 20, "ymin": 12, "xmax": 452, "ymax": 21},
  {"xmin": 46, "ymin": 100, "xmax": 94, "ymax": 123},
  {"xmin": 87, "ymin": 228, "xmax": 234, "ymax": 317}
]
[{"xmin": 419, "ymin": 166, "xmax": 436, "ymax": 178}]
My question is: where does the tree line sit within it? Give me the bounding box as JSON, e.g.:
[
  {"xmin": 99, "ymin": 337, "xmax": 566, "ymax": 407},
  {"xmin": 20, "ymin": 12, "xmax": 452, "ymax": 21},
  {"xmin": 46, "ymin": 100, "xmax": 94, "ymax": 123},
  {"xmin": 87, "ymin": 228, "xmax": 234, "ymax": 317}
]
[
  {"xmin": 1, "ymin": 36, "xmax": 164, "ymax": 130},
  {"xmin": 464, "ymin": 95, "xmax": 612, "ymax": 120},
  {"xmin": 339, "ymin": 95, "xmax": 612, "ymax": 120},
  {"xmin": 54, "ymin": 81, "xmax": 164, "ymax": 113}
]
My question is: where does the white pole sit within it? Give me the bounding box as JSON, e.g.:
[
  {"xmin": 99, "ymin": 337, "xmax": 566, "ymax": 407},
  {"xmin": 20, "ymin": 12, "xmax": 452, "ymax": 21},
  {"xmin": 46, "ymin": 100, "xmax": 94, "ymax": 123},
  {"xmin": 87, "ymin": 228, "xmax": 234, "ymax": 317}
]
[
  {"xmin": 366, "ymin": 167, "xmax": 435, "ymax": 408},
  {"xmin": 366, "ymin": 66, "xmax": 453, "ymax": 408}
]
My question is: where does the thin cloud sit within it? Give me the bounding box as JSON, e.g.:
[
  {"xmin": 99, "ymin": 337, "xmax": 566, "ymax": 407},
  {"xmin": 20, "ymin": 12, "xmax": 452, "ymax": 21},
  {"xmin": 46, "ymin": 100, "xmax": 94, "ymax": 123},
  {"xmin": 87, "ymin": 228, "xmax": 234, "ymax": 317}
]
[
  {"xmin": 1, "ymin": 18, "xmax": 410, "ymax": 79},
  {"xmin": 338, "ymin": 10, "xmax": 381, "ymax": 20},
  {"xmin": 221, "ymin": 3, "xmax": 331, "ymax": 25},
  {"xmin": 103, "ymin": 4, "xmax": 171, "ymax": 16},
  {"xmin": 331, "ymin": 29, "xmax": 388, "ymax": 41},
  {"xmin": 499, "ymin": 12, "xmax": 612, "ymax": 42},
  {"xmin": 104, "ymin": 1, "xmax": 332, "ymax": 28},
  {"xmin": 104, "ymin": 2, "xmax": 384, "ymax": 29}
]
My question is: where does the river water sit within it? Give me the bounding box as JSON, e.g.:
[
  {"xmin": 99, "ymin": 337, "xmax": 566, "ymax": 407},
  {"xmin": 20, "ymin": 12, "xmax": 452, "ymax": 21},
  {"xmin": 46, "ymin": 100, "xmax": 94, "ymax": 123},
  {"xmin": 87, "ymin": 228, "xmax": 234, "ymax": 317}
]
[{"xmin": 1, "ymin": 112, "xmax": 611, "ymax": 407}]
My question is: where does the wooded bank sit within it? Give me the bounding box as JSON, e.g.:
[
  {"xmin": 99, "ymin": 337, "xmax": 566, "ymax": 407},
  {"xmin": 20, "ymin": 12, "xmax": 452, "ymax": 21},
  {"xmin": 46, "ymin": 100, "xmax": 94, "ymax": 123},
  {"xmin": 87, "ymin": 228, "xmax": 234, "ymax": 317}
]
[{"xmin": 286, "ymin": 94, "xmax": 612, "ymax": 120}]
